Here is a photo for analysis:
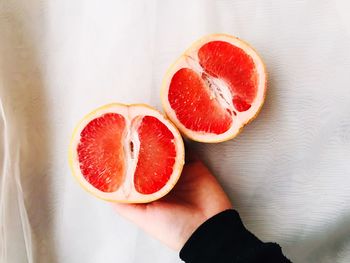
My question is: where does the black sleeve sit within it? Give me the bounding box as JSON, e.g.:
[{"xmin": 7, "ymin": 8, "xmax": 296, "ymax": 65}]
[{"xmin": 179, "ymin": 210, "xmax": 292, "ymax": 263}]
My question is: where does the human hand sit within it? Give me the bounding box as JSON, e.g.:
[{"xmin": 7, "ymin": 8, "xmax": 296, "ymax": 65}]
[{"xmin": 114, "ymin": 150, "xmax": 232, "ymax": 250}]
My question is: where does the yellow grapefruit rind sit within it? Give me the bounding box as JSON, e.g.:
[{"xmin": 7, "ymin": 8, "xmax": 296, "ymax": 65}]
[
  {"xmin": 161, "ymin": 33, "xmax": 267, "ymax": 143},
  {"xmin": 68, "ymin": 103, "xmax": 185, "ymax": 203}
]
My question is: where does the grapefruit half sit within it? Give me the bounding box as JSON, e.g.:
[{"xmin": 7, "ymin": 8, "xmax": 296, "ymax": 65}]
[
  {"xmin": 161, "ymin": 34, "xmax": 267, "ymax": 143},
  {"xmin": 69, "ymin": 103, "xmax": 185, "ymax": 203}
]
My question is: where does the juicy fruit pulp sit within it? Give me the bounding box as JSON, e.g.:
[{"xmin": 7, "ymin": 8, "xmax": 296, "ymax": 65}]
[
  {"xmin": 78, "ymin": 113, "xmax": 126, "ymax": 192},
  {"xmin": 169, "ymin": 41, "xmax": 257, "ymax": 134},
  {"xmin": 70, "ymin": 104, "xmax": 184, "ymax": 203},
  {"xmin": 78, "ymin": 114, "xmax": 176, "ymax": 194},
  {"xmin": 163, "ymin": 34, "xmax": 266, "ymax": 142},
  {"xmin": 134, "ymin": 116, "xmax": 176, "ymax": 194}
]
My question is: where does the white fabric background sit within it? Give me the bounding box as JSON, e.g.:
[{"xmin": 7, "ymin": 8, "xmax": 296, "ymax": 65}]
[{"xmin": 1, "ymin": 0, "xmax": 350, "ymax": 262}]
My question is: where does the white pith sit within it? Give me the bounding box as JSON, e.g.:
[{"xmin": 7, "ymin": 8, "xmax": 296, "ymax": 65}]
[
  {"xmin": 162, "ymin": 34, "xmax": 266, "ymax": 143},
  {"xmin": 120, "ymin": 116, "xmax": 141, "ymax": 199},
  {"xmin": 69, "ymin": 104, "xmax": 185, "ymax": 203},
  {"xmin": 185, "ymin": 55, "xmax": 235, "ymax": 115}
]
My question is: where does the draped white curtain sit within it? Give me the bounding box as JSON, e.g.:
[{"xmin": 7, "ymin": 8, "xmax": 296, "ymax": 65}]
[{"xmin": 1, "ymin": 0, "xmax": 350, "ymax": 262}]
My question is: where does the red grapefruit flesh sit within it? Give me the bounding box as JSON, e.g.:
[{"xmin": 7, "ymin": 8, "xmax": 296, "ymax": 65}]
[
  {"xmin": 69, "ymin": 104, "xmax": 184, "ymax": 203},
  {"xmin": 162, "ymin": 34, "xmax": 267, "ymax": 143},
  {"xmin": 77, "ymin": 113, "xmax": 126, "ymax": 193},
  {"xmin": 198, "ymin": 41, "xmax": 258, "ymax": 107},
  {"xmin": 169, "ymin": 68, "xmax": 233, "ymax": 134},
  {"xmin": 134, "ymin": 116, "xmax": 177, "ymax": 194}
]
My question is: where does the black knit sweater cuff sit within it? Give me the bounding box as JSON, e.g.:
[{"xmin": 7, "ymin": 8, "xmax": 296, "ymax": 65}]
[{"xmin": 179, "ymin": 209, "xmax": 291, "ymax": 263}]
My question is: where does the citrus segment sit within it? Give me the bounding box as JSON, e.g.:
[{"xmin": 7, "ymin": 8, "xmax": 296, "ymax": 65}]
[
  {"xmin": 198, "ymin": 41, "xmax": 258, "ymax": 109},
  {"xmin": 134, "ymin": 116, "xmax": 177, "ymax": 194},
  {"xmin": 168, "ymin": 68, "xmax": 232, "ymax": 134},
  {"xmin": 77, "ymin": 113, "xmax": 126, "ymax": 193}
]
